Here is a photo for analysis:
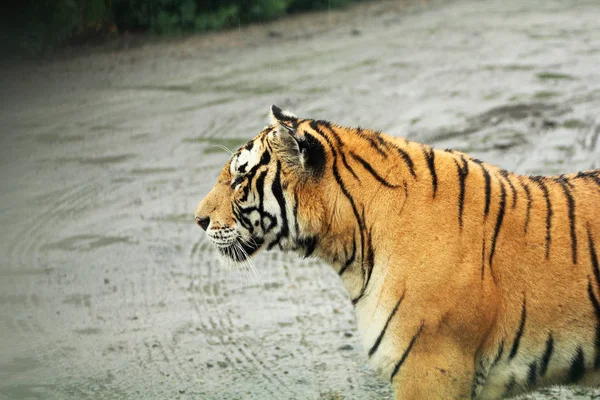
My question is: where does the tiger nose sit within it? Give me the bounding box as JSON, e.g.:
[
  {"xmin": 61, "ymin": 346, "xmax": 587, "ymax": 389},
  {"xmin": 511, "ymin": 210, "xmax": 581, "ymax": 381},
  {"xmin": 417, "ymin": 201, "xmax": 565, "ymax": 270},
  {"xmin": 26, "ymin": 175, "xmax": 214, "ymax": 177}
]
[{"xmin": 195, "ymin": 216, "xmax": 210, "ymax": 231}]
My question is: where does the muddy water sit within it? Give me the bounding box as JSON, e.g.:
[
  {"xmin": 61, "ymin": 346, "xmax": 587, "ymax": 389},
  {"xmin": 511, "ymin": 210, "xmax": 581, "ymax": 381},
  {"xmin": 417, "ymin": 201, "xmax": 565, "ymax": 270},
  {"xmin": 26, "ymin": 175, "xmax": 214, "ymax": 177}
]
[{"xmin": 1, "ymin": 0, "xmax": 600, "ymax": 399}]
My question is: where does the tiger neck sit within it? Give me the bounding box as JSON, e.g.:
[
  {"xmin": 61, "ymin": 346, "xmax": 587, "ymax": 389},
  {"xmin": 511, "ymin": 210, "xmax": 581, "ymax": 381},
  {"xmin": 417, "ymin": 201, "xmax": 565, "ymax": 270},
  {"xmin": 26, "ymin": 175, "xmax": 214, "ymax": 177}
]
[{"xmin": 304, "ymin": 126, "xmax": 418, "ymax": 305}]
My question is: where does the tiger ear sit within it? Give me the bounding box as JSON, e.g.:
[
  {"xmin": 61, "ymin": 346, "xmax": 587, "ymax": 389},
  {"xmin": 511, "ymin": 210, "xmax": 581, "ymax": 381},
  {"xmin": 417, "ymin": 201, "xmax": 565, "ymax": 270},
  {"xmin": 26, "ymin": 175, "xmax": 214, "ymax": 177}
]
[
  {"xmin": 268, "ymin": 105, "xmax": 326, "ymax": 178},
  {"xmin": 269, "ymin": 105, "xmax": 298, "ymax": 135},
  {"xmin": 269, "ymin": 105, "xmax": 302, "ymax": 161}
]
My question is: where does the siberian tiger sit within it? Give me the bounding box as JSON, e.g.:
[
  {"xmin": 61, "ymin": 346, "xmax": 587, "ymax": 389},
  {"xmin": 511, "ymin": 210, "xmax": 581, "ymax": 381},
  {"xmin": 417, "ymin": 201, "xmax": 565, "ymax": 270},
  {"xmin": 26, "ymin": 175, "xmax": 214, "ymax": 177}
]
[{"xmin": 194, "ymin": 105, "xmax": 600, "ymax": 399}]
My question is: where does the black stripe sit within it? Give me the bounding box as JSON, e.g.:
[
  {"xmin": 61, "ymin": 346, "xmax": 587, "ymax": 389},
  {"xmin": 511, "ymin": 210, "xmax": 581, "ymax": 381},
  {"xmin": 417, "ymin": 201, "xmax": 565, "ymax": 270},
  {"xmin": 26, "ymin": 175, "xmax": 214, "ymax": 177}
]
[
  {"xmin": 590, "ymin": 227, "xmax": 600, "ymax": 290},
  {"xmin": 267, "ymin": 161, "xmax": 289, "ymax": 250},
  {"xmin": 353, "ymin": 218, "xmax": 374, "ymax": 305},
  {"xmin": 236, "ymin": 162, "xmax": 248, "ymax": 174},
  {"xmin": 341, "ymin": 153, "xmax": 360, "ymax": 181},
  {"xmin": 255, "ymin": 170, "xmax": 268, "ymax": 224},
  {"xmin": 481, "ymin": 237, "xmax": 487, "ymax": 280},
  {"xmin": 363, "ymin": 225, "xmax": 375, "ymax": 291},
  {"xmin": 474, "ymin": 160, "xmax": 492, "ymax": 218},
  {"xmin": 338, "ymin": 232, "xmax": 356, "ymax": 276},
  {"xmin": 233, "ymin": 204, "xmax": 254, "ymax": 233},
  {"xmin": 493, "ymin": 341, "xmax": 504, "ymax": 366},
  {"xmin": 595, "ymin": 325, "xmax": 600, "ymax": 370},
  {"xmin": 588, "ymin": 280, "xmax": 600, "ymax": 313},
  {"xmin": 422, "ymin": 146, "xmax": 438, "ymax": 198},
  {"xmin": 258, "ymin": 146, "xmax": 271, "ymax": 165},
  {"xmin": 590, "ymin": 248, "xmax": 600, "ymax": 376},
  {"xmin": 332, "ymin": 166, "xmax": 365, "ymax": 302},
  {"xmin": 558, "ymin": 174, "xmax": 575, "ymax": 188},
  {"xmin": 231, "ymin": 175, "xmax": 244, "ymax": 189},
  {"xmin": 375, "ymin": 131, "xmax": 393, "ymax": 152},
  {"xmin": 520, "ymin": 179, "xmax": 532, "ymax": 234},
  {"xmin": 315, "ymin": 121, "xmax": 359, "ymax": 181},
  {"xmin": 540, "ymin": 334, "xmax": 554, "ymax": 376},
  {"xmin": 264, "ymin": 135, "xmax": 274, "ymax": 153},
  {"xmin": 558, "ymin": 177, "xmax": 578, "ymax": 264},
  {"xmin": 293, "ymin": 191, "xmax": 300, "ymax": 239},
  {"xmin": 567, "ymin": 346, "xmax": 585, "ymax": 384},
  {"xmin": 298, "ymin": 236, "xmax": 317, "ymax": 258},
  {"xmin": 310, "ymin": 122, "xmax": 367, "ymax": 296},
  {"xmin": 455, "ymin": 156, "xmax": 469, "ymax": 229},
  {"xmin": 239, "ymin": 180, "xmax": 250, "ymax": 202},
  {"xmin": 504, "ymin": 375, "xmax": 516, "ymax": 396},
  {"xmin": 244, "ymin": 149, "xmax": 270, "ymax": 182},
  {"xmin": 587, "ymin": 280, "xmax": 600, "ymax": 369},
  {"xmin": 395, "ymin": 147, "xmax": 416, "ymax": 178},
  {"xmin": 489, "ymin": 179, "xmax": 507, "ymax": 277},
  {"xmin": 390, "ymin": 324, "xmax": 424, "ymax": 382},
  {"xmin": 530, "ymin": 176, "xmax": 553, "ymax": 259},
  {"xmin": 471, "ymin": 360, "xmax": 487, "ymax": 399},
  {"xmin": 527, "ymin": 361, "xmax": 537, "ymax": 387},
  {"xmin": 576, "ymin": 170, "xmax": 600, "ymax": 189},
  {"xmin": 368, "ymin": 292, "xmax": 405, "ymax": 357},
  {"xmin": 501, "ymin": 170, "xmax": 518, "ymax": 209},
  {"xmin": 297, "ymin": 131, "xmax": 327, "ymax": 178},
  {"xmin": 357, "ymin": 127, "xmax": 387, "ymax": 158},
  {"xmin": 316, "ymin": 120, "xmax": 340, "ymax": 146},
  {"xmin": 310, "ymin": 121, "xmax": 338, "ymax": 156},
  {"xmin": 350, "ymin": 152, "xmax": 400, "ymax": 188},
  {"xmin": 509, "ymin": 298, "xmax": 527, "ymax": 360}
]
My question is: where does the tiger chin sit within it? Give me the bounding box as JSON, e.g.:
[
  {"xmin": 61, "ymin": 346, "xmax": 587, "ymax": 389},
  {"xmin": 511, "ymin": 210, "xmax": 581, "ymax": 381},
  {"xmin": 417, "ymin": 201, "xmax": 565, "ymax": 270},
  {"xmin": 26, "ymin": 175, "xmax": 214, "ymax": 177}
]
[{"xmin": 195, "ymin": 105, "xmax": 600, "ymax": 399}]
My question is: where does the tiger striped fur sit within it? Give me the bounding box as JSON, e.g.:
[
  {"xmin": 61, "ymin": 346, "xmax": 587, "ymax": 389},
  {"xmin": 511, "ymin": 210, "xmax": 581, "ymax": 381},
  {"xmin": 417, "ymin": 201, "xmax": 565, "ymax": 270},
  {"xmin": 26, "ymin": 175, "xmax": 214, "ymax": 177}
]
[{"xmin": 194, "ymin": 105, "xmax": 600, "ymax": 399}]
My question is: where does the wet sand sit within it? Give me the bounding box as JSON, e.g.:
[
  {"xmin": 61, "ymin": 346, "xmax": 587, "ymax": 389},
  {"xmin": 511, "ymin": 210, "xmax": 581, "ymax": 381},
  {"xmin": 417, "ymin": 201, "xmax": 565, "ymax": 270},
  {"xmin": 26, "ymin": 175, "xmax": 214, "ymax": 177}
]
[{"xmin": 1, "ymin": 0, "xmax": 600, "ymax": 399}]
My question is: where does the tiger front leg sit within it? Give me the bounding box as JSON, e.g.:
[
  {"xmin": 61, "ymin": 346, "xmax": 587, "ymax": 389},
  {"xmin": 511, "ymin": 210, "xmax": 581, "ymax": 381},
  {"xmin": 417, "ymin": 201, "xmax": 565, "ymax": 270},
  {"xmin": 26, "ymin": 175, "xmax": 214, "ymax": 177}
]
[{"xmin": 391, "ymin": 334, "xmax": 475, "ymax": 400}]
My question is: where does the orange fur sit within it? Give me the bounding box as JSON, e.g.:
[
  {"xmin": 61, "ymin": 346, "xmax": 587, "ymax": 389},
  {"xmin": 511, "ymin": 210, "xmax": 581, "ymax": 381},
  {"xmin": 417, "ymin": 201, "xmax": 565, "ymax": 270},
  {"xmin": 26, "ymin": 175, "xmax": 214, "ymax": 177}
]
[{"xmin": 195, "ymin": 107, "xmax": 600, "ymax": 399}]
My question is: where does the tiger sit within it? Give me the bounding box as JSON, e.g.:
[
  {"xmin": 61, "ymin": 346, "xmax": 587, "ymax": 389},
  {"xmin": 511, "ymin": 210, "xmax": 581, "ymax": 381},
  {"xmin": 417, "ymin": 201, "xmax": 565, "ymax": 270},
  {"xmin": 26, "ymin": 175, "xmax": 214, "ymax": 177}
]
[{"xmin": 194, "ymin": 105, "xmax": 600, "ymax": 399}]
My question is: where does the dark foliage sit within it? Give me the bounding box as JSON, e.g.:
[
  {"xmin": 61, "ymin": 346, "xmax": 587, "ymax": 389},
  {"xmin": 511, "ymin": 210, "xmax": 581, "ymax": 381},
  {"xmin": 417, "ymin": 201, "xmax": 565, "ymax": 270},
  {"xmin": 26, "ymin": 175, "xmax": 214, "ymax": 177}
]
[{"xmin": 5, "ymin": 0, "xmax": 361, "ymax": 56}]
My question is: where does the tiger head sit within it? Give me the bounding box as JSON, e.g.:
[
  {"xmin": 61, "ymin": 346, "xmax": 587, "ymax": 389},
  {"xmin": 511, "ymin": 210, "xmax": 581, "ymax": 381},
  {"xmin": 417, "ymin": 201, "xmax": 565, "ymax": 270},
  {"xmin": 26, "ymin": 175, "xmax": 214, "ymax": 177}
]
[{"xmin": 194, "ymin": 105, "xmax": 333, "ymax": 263}]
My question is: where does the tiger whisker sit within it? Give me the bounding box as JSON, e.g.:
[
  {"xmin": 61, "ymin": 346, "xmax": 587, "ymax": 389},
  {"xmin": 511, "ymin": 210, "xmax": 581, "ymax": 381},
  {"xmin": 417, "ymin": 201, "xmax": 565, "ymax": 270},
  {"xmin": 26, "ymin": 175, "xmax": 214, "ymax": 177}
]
[
  {"xmin": 238, "ymin": 235, "xmax": 260, "ymax": 249},
  {"xmin": 236, "ymin": 240, "xmax": 262, "ymax": 287},
  {"xmin": 233, "ymin": 240, "xmax": 262, "ymax": 288},
  {"xmin": 209, "ymin": 144, "xmax": 235, "ymax": 157},
  {"xmin": 236, "ymin": 237, "xmax": 264, "ymax": 286}
]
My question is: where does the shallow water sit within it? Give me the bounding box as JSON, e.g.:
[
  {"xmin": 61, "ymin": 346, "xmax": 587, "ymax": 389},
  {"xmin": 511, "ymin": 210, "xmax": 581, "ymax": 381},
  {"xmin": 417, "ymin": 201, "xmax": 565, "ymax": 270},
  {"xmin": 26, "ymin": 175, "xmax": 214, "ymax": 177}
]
[{"xmin": 1, "ymin": 0, "xmax": 600, "ymax": 399}]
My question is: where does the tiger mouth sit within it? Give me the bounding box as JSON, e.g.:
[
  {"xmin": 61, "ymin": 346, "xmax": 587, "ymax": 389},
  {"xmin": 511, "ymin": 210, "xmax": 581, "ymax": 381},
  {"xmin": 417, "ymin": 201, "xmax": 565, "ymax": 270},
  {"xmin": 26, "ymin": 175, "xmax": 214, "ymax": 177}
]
[{"xmin": 217, "ymin": 238, "xmax": 263, "ymax": 262}]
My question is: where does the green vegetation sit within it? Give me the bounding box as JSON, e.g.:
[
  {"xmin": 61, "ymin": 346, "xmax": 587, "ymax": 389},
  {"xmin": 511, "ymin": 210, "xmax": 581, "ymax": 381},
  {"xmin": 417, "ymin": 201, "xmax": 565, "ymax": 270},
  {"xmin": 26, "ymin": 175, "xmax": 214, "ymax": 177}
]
[
  {"xmin": 562, "ymin": 118, "xmax": 583, "ymax": 129},
  {"xmin": 7, "ymin": 0, "xmax": 362, "ymax": 56},
  {"xmin": 536, "ymin": 71, "xmax": 576, "ymax": 81},
  {"xmin": 534, "ymin": 90, "xmax": 560, "ymax": 99},
  {"xmin": 6, "ymin": 0, "xmax": 112, "ymax": 56}
]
